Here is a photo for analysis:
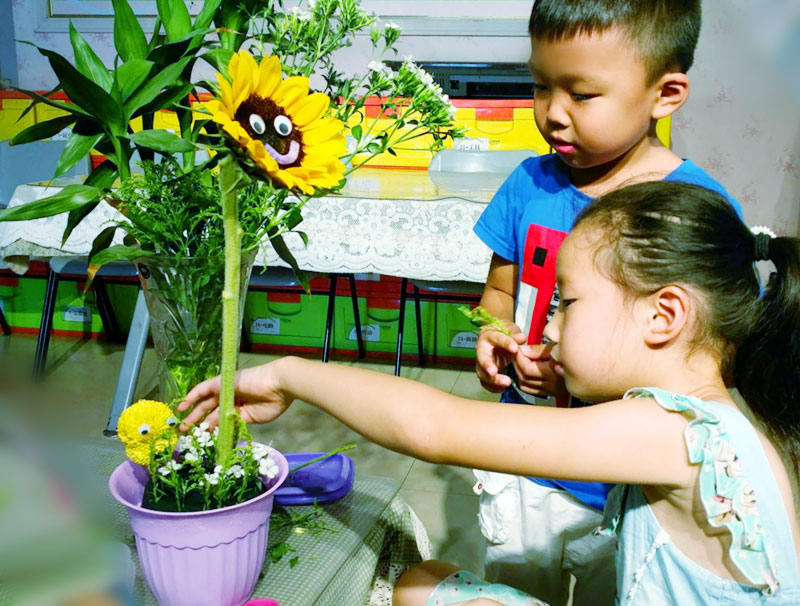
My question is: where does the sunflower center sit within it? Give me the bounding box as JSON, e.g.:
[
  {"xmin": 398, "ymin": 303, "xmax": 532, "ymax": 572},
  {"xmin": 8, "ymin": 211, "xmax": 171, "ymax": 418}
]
[{"xmin": 234, "ymin": 95, "xmax": 305, "ymax": 168}]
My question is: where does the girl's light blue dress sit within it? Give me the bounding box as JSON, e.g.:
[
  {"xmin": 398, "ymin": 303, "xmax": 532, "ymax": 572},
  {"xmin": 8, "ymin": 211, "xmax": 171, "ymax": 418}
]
[
  {"xmin": 602, "ymin": 387, "xmax": 800, "ymax": 605},
  {"xmin": 427, "ymin": 388, "xmax": 800, "ymax": 605}
]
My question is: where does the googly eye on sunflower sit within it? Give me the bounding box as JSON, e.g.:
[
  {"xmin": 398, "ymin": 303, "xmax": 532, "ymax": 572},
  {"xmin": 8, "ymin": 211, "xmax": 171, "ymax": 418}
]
[{"xmin": 199, "ymin": 50, "xmax": 347, "ymax": 195}]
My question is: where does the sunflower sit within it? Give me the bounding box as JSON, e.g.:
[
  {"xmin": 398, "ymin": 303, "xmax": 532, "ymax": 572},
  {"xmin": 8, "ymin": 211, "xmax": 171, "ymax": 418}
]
[{"xmin": 203, "ymin": 50, "xmax": 347, "ymax": 195}]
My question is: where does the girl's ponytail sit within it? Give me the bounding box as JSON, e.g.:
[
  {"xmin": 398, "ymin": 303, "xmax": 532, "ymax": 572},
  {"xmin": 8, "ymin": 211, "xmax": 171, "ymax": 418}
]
[{"xmin": 735, "ymin": 235, "xmax": 800, "ymax": 478}]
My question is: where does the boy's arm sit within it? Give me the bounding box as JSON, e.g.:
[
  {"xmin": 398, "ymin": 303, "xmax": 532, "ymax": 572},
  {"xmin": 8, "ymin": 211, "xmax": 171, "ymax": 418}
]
[
  {"xmin": 479, "ymin": 253, "xmax": 517, "ymax": 322},
  {"xmin": 475, "ymin": 254, "xmax": 526, "ymax": 392}
]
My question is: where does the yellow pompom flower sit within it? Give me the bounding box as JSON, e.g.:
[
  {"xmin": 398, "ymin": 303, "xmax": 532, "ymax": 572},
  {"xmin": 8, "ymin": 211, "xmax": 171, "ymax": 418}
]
[
  {"xmin": 203, "ymin": 50, "xmax": 347, "ymax": 195},
  {"xmin": 117, "ymin": 399, "xmax": 179, "ymax": 466}
]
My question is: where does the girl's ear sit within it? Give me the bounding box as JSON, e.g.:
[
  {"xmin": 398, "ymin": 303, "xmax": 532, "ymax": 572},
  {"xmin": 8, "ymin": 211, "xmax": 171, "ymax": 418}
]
[
  {"xmin": 651, "ymin": 71, "xmax": 690, "ymax": 120},
  {"xmin": 644, "ymin": 285, "xmax": 691, "ymax": 346}
]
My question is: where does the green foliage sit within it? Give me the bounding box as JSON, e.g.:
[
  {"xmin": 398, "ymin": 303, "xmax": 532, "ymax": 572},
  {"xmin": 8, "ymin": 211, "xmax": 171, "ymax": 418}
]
[
  {"xmin": 248, "ymin": 0, "xmax": 464, "ymax": 174},
  {"xmin": 459, "ymin": 305, "xmax": 512, "ymax": 336}
]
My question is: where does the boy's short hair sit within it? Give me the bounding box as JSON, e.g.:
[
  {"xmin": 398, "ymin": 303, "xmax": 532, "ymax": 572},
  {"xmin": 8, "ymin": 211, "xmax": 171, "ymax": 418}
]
[{"xmin": 529, "ymin": 0, "xmax": 702, "ymax": 83}]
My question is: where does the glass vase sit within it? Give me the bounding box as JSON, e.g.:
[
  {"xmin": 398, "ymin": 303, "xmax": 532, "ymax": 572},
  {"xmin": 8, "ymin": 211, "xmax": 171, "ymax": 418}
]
[{"xmin": 136, "ymin": 251, "xmax": 255, "ymax": 404}]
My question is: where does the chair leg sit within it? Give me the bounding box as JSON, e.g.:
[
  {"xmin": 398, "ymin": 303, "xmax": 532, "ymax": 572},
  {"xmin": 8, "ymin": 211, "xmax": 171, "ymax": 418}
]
[
  {"xmin": 413, "ymin": 284, "xmax": 424, "ymax": 367},
  {"xmin": 347, "ymin": 273, "xmax": 365, "ymax": 359},
  {"xmin": 395, "ymin": 277, "xmax": 408, "ymax": 376},
  {"xmin": 33, "ymin": 268, "xmax": 59, "ymax": 382},
  {"xmin": 322, "ymin": 274, "xmax": 337, "ymax": 363},
  {"xmin": 105, "ymin": 288, "xmax": 150, "ymax": 435},
  {"xmin": 0, "ymin": 307, "xmax": 10, "ymax": 336},
  {"xmin": 92, "ymin": 275, "xmax": 123, "ymax": 343}
]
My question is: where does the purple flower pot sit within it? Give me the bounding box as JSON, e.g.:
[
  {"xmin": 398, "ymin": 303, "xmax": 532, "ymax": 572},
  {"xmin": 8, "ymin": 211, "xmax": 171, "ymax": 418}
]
[{"xmin": 109, "ymin": 452, "xmax": 288, "ymax": 606}]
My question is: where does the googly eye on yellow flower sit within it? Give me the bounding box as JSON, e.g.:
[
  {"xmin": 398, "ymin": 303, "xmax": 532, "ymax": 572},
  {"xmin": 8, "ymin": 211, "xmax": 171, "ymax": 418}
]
[
  {"xmin": 201, "ymin": 50, "xmax": 347, "ymax": 195},
  {"xmin": 118, "ymin": 399, "xmax": 179, "ymax": 466}
]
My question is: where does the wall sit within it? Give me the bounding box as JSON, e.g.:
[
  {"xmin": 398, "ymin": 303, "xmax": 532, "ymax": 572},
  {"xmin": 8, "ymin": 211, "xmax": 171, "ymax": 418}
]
[{"xmin": 8, "ymin": 0, "xmax": 800, "ymax": 234}]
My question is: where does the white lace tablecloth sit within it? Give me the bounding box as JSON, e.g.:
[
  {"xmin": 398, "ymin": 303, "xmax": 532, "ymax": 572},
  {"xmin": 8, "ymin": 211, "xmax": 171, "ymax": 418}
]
[{"xmin": 0, "ymin": 183, "xmax": 493, "ymax": 283}]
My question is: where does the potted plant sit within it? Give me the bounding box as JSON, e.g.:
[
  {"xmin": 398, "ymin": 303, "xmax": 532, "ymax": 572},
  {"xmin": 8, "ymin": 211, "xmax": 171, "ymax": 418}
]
[{"xmin": 1, "ymin": 0, "xmax": 462, "ymax": 603}]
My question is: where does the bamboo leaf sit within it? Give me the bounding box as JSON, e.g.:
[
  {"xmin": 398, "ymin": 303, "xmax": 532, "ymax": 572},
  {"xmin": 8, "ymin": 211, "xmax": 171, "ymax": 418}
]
[
  {"xmin": 11, "ymin": 85, "xmax": 92, "ymax": 119},
  {"xmin": 132, "ymin": 82, "xmax": 194, "ymax": 119},
  {"xmin": 89, "ymin": 244, "xmax": 145, "ymax": 268},
  {"xmin": 200, "ymin": 48, "xmax": 234, "ymax": 75},
  {"xmin": 37, "ymin": 47, "xmax": 125, "ymax": 133},
  {"xmin": 115, "ymin": 59, "xmax": 154, "ymax": 101},
  {"xmin": 111, "ymin": 0, "xmax": 148, "ymax": 62},
  {"xmin": 86, "ymin": 226, "xmax": 119, "ymax": 280},
  {"xmin": 123, "ymin": 58, "xmax": 190, "ymax": 118},
  {"xmin": 0, "ymin": 185, "xmax": 102, "ymax": 222},
  {"xmin": 129, "ymin": 129, "xmax": 196, "ymax": 153},
  {"xmin": 69, "ymin": 22, "xmax": 112, "ymax": 91},
  {"xmin": 10, "ymin": 115, "xmax": 76, "ymax": 145},
  {"xmin": 268, "ymin": 232, "xmax": 309, "ymax": 293},
  {"xmin": 55, "ymin": 131, "xmax": 103, "ymax": 178},
  {"xmin": 193, "ymin": 0, "xmax": 223, "ymax": 32},
  {"xmin": 157, "ymin": 0, "xmax": 192, "ymax": 41}
]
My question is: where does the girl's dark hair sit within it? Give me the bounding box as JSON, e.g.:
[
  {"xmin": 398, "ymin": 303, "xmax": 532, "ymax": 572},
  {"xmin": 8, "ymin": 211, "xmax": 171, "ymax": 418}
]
[
  {"xmin": 529, "ymin": 0, "xmax": 701, "ymax": 83},
  {"xmin": 575, "ymin": 181, "xmax": 800, "ymax": 479}
]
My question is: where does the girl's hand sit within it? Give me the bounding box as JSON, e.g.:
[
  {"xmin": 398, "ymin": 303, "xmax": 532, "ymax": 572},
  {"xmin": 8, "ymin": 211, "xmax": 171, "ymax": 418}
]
[
  {"xmin": 177, "ymin": 360, "xmax": 293, "ymax": 431},
  {"xmin": 475, "ymin": 324, "xmax": 527, "ymax": 392},
  {"xmin": 514, "ymin": 343, "xmax": 568, "ymax": 398}
]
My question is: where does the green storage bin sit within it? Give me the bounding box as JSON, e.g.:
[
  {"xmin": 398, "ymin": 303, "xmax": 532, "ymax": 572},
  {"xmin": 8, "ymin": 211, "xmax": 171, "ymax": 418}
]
[
  {"xmin": 434, "ymin": 301, "xmax": 480, "ymax": 359},
  {"xmin": 243, "ymin": 290, "xmax": 330, "ymax": 349},
  {"xmin": 1, "ymin": 276, "xmax": 40, "ymax": 330},
  {"xmin": 333, "ymin": 294, "xmax": 435, "ymax": 356}
]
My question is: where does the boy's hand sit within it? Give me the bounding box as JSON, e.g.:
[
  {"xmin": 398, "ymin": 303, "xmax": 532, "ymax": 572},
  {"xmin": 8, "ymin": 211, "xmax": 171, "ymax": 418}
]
[
  {"xmin": 514, "ymin": 343, "xmax": 568, "ymax": 398},
  {"xmin": 177, "ymin": 360, "xmax": 292, "ymax": 431},
  {"xmin": 475, "ymin": 324, "xmax": 527, "ymax": 392}
]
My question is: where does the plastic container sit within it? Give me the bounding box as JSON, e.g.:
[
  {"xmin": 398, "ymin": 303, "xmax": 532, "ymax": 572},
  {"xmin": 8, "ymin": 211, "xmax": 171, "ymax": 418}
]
[{"xmin": 274, "ymin": 452, "xmax": 355, "ymax": 506}]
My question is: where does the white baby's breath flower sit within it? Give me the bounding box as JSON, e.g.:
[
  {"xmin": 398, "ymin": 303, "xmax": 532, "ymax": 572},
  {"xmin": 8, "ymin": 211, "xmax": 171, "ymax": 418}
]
[
  {"xmin": 368, "ymin": 60, "xmax": 385, "ymax": 73},
  {"xmin": 158, "ymin": 460, "xmax": 182, "ymax": 476},
  {"xmin": 184, "ymin": 451, "xmax": 200, "ymax": 464},
  {"xmin": 259, "ymin": 457, "xmax": 280, "ymax": 479},
  {"xmin": 226, "ymin": 464, "xmax": 245, "ymax": 479},
  {"xmin": 385, "ymin": 21, "xmax": 401, "ymax": 31},
  {"xmin": 199, "ymin": 421, "xmax": 210, "ymax": 432},
  {"xmin": 252, "ymin": 442, "xmax": 272, "ymax": 461},
  {"xmin": 308, "ymin": 0, "xmax": 316, "ymax": 8},
  {"xmin": 177, "ymin": 435, "xmax": 192, "ymax": 452},
  {"xmin": 204, "ymin": 465, "xmax": 222, "ymax": 486}
]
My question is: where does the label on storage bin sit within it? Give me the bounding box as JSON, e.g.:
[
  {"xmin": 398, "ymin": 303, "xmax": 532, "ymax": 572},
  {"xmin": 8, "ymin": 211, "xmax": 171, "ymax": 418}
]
[
  {"xmin": 250, "ymin": 317, "xmax": 280, "ymax": 335},
  {"xmin": 62, "ymin": 306, "xmax": 91, "ymax": 323},
  {"xmin": 349, "ymin": 324, "xmax": 380, "ymax": 342},
  {"xmin": 451, "ymin": 331, "xmax": 478, "ymax": 349},
  {"xmin": 453, "ymin": 137, "xmax": 489, "ymax": 151}
]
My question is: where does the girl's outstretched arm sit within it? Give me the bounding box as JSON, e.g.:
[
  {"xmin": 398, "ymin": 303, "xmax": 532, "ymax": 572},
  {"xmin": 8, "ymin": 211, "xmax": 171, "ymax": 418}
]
[{"xmin": 179, "ymin": 356, "xmax": 692, "ymax": 487}]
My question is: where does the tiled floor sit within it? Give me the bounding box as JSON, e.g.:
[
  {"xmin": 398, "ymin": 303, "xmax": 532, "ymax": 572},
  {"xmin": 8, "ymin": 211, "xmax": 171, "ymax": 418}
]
[{"xmin": 0, "ymin": 332, "xmax": 492, "ymax": 576}]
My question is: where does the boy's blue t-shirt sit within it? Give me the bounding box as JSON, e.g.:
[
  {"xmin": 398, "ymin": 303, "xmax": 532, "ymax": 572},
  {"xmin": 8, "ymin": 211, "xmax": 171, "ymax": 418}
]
[{"xmin": 473, "ymin": 153, "xmax": 742, "ymax": 510}]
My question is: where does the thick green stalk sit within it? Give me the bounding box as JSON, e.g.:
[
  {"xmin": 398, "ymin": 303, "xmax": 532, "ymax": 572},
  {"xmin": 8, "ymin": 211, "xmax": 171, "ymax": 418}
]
[{"xmin": 216, "ymin": 156, "xmax": 244, "ymax": 467}]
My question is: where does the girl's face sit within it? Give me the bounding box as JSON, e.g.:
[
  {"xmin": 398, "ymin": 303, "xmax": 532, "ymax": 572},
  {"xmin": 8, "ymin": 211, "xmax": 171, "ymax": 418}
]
[{"xmin": 543, "ymin": 226, "xmax": 650, "ymax": 402}]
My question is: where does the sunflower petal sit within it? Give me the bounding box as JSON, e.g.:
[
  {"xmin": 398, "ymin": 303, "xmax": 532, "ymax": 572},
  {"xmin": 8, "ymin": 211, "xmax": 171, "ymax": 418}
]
[
  {"xmin": 287, "ymin": 92, "xmax": 331, "ymax": 127},
  {"xmin": 256, "ymin": 55, "xmax": 282, "ymax": 99},
  {"xmin": 274, "ymin": 76, "xmax": 309, "ymax": 109}
]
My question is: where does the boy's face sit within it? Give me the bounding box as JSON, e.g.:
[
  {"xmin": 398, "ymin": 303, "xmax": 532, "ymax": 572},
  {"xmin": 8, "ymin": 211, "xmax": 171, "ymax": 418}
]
[{"xmin": 529, "ymin": 28, "xmax": 662, "ymax": 170}]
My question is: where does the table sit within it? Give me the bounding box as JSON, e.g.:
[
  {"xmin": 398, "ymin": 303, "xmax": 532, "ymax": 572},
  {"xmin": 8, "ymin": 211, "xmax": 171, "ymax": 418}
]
[
  {"xmin": 70, "ymin": 440, "xmax": 431, "ymax": 606},
  {"xmin": 0, "ymin": 168, "xmax": 496, "ymax": 282}
]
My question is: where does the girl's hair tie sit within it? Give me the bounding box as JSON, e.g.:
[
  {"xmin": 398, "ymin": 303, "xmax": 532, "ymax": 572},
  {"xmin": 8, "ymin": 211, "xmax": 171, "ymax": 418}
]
[{"xmin": 751, "ymin": 225, "xmax": 777, "ymax": 262}]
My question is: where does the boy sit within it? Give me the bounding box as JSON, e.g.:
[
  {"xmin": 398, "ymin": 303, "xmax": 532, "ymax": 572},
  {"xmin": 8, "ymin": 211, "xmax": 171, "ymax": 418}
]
[{"xmin": 473, "ymin": 1, "xmax": 742, "ymax": 605}]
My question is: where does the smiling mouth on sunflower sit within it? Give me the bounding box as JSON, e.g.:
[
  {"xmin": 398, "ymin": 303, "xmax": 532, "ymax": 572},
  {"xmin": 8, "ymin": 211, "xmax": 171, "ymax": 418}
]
[{"xmin": 234, "ymin": 95, "xmax": 304, "ymax": 168}]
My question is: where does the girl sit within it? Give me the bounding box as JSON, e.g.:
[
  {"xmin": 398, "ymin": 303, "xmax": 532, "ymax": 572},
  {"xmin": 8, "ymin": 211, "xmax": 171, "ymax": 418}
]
[{"xmin": 179, "ymin": 181, "xmax": 800, "ymax": 605}]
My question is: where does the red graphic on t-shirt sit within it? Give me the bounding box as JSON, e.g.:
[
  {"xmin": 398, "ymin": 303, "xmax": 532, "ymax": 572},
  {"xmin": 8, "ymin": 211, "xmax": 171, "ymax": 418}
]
[{"xmin": 517, "ymin": 224, "xmax": 568, "ymax": 344}]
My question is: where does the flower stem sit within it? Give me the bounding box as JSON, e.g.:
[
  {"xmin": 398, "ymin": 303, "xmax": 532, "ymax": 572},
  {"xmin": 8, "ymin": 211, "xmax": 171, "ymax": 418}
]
[{"xmin": 217, "ymin": 155, "xmax": 245, "ymax": 468}]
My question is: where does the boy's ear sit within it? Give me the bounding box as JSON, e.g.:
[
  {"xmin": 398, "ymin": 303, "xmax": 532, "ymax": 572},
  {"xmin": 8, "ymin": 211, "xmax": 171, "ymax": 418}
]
[
  {"xmin": 643, "ymin": 285, "xmax": 691, "ymax": 347},
  {"xmin": 651, "ymin": 71, "xmax": 690, "ymax": 120}
]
